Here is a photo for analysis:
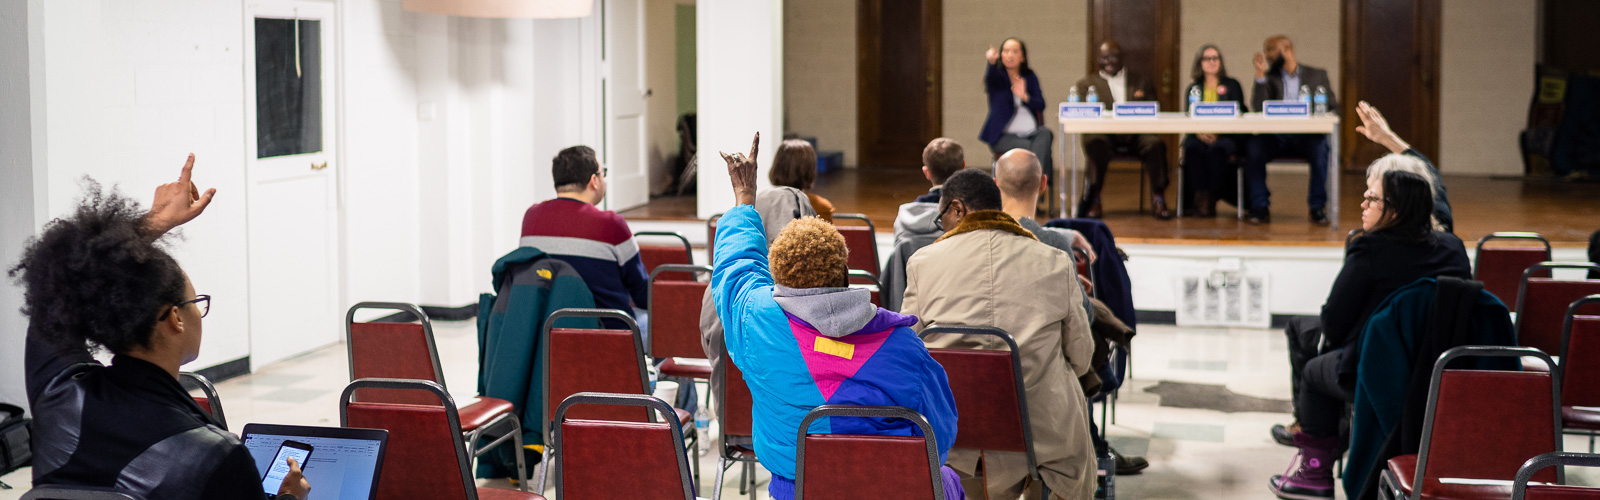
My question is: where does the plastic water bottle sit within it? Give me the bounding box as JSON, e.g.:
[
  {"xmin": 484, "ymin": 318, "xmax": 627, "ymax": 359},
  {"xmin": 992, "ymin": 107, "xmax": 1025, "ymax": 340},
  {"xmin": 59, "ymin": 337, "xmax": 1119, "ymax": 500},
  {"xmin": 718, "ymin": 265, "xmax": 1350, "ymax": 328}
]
[
  {"xmin": 1068, "ymin": 86, "xmax": 1080, "ymax": 103},
  {"xmin": 1188, "ymin": 86, "xmax": 1201, "ymax": 112},
  {"xmin": 1299, "ymin": 84, "xmax": 1311, "ymax": 106},
  {"xmin": 1086, "ymin": 86, "xmax": 1099, "ymax": 103},
  {"xmin": 1314, "ymin": 86, "xmax": 1329, "ymax": 115},
  {"xmin": 694, "ymin": 407, "xmax": 711, "ymax": 452}
]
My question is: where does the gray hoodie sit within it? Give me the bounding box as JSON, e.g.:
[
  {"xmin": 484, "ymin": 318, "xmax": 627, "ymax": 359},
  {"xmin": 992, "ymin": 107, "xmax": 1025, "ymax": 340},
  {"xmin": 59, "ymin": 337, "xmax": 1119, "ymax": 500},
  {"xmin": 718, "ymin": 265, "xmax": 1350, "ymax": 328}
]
[{"xmin": 882, "ymin": 202, "xmax": 945, "ymax": 311}]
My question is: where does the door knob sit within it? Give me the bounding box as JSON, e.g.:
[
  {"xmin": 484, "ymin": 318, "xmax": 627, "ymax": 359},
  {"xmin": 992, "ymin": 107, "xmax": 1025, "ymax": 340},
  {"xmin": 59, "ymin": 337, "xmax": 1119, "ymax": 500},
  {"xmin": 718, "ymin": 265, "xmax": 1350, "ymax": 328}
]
[{"xmin": 311, "ymin": 162, "xmax": 327, "ymax": 171}]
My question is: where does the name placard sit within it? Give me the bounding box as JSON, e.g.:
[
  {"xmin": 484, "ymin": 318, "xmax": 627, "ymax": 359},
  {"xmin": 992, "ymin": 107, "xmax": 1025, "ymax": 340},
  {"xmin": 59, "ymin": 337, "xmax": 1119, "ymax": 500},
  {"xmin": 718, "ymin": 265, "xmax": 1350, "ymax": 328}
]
[
  {"xmin": 1112, "ymin": 101, "xmax": 1159, "ymax": 119},
  {"xmin": 1189, "ymin": 101, "xmax": 1240, "ymax": 118},
  {"xmin": 1263, "ymin": 100, "xmax": 1311, "ymax": 117},
  {"xmin": 1060, "ymin": 102, "xmax": 1105, "ymax": 119}
]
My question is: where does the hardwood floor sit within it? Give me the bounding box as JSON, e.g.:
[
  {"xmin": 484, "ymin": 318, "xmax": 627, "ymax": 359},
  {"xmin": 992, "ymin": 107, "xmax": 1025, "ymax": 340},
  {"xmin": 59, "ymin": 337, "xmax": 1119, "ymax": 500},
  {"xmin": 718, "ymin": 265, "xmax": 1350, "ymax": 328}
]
[{"xmin": 621, "ymin": 167, "xmax": 1600, "ymax": 246}]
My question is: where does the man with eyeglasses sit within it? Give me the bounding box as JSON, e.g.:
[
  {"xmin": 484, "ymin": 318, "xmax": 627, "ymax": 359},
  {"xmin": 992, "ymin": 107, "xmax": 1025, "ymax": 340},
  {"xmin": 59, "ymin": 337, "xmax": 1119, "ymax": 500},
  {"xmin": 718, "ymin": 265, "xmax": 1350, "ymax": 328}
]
[{"xmin": 520, "ymin": 145, "xmax": 650, "ymax": 329}]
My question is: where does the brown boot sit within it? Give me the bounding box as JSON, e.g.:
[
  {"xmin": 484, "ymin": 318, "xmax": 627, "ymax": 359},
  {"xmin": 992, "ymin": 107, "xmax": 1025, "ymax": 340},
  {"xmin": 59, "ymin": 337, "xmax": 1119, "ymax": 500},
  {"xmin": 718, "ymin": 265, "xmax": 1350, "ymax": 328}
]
[
  {"xmin": 1195, "ymin": 190, "xmax": 1216, "ymax": 218},
  {"xmin": 1151, "ymin": 194, "xmax": 1173, "ymax": 220}
]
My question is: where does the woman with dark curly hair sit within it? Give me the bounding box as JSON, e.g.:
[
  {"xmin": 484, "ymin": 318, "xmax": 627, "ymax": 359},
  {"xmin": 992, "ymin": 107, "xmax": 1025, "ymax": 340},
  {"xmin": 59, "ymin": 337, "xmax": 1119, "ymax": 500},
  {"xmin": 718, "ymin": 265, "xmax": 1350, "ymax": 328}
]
[{"xmin": 12, "ymin": 156, "xmax": 310, "ymax": 500}]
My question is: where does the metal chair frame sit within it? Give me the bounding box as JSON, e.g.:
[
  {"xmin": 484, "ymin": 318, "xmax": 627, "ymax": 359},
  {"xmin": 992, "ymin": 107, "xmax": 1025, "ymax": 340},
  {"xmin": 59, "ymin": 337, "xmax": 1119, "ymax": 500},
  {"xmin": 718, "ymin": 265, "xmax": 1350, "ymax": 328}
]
[
  {"xmin": 793, "ymin": 405, "xmax": 946, "ymax": 500},
  {"xmin": 1511, "ymin": 452, "xmax": 1600, "ymax": 500},
  {"xmin": 1476, "ymin": 232, "xmax": 1552, "ymax": 262},
  {"xmin": 20, "ymin": 486, "xmax": 144, "ymax": 500},
  {"xmin": 1561, "ymin": 295, "xmax": 1600, "ymax": 453},
  {"xmin": 1378, "ymin": 346, "xmax": 1564, "ymax": 500},
  {"xmin": 634, "ymin": 231, "xmax": 695, "ymax": 266},
  {"xmin": 178, "ymin": 371, "xmax": 227, "ymax": 430},
  {"xmin": 706, "ymin": 213, "xmax": 723, "ymax": 264},
  {"xmin": 715, "ymin": 353, "xmax": 760, "ymax": 500},
  {"xmin": 923, "ymin": 326, "xmax": 1047, "ymax": 499},
  {"xmin": 339, "ymin": 377, "xmax": 530, "ymax": 496},
  {"xmin": 833, "ymin": 213, "xmax": 881, "ymax": 276},
  {"xmin": 552, "ymin": 392, "xmax": 696, "ymax": 500},
  {"xmin": 1515, "ymin": 262, "xmax": 1600, "ymax": 347}
]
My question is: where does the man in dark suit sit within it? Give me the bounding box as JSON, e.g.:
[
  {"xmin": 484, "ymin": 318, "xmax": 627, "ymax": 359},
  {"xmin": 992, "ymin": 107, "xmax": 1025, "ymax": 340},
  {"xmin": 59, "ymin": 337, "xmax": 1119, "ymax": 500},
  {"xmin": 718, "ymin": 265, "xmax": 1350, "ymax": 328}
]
[
  {"xmin": 1075, "ymin": 40, "xmax": 1171, "ymax": 219},
  {"xmin": 1245, "ymin": 35, "xmax": 1339, "ymax": 225}
]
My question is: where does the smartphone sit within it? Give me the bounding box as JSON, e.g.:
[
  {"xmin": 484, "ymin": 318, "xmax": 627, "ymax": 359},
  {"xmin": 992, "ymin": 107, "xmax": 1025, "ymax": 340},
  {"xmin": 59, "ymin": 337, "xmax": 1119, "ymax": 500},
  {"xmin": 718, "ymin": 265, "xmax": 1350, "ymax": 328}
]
[{"xmin": 260, "ymin": 440, "xmax": 314, "ymax": 494}]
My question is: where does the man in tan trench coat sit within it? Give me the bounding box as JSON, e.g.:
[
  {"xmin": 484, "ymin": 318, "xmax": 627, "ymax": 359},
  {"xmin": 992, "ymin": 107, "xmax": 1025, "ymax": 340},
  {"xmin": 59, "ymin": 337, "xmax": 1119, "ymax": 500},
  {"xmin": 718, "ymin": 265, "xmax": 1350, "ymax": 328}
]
[{"xmin": 902, "ymin": 169, "xmax": 1099, "ymax": 499}]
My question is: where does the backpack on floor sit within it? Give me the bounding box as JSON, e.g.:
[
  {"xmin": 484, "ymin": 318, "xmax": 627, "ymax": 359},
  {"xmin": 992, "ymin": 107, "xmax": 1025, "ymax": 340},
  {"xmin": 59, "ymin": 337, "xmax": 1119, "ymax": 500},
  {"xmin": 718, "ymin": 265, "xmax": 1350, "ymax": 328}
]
[{"xmin": 0, "ymin": 402, "xmax": 31, "ymax": 477}]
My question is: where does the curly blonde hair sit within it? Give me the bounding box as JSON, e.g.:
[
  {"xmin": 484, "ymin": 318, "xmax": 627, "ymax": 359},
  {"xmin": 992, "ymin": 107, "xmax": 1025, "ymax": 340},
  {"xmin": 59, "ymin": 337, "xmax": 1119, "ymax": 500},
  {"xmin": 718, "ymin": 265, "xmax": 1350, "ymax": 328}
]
[{"xmin": 768, "ymin": 216, "xmax": 849, "ymax": 289}]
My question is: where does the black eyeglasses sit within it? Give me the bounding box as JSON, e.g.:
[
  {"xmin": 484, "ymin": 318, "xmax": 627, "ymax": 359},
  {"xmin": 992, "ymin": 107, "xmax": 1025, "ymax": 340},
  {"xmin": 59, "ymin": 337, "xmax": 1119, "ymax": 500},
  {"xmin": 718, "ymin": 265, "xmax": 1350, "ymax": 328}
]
[
  {"xmin": 1362, "ymin": 196, "xmax": 1385, "ymax": 205},
  {"xmin": 933, "ymin": 203, "xmax": 952, "ymax": 231},
  {"xmin": 1200, "ymin": 56, "xmax": 1221, "ymax": 62},
  {"xmin": 160, "ymin": 294, "xmax": 211, "ymax": 320},
  {"xmin": 594, "ymin": 168, "xmax": 609, "ymax": 178}
]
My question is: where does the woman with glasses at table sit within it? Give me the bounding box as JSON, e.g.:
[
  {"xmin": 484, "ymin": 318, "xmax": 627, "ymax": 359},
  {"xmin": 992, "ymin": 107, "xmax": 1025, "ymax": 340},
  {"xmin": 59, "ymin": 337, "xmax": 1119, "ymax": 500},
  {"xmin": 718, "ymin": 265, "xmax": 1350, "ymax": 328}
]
[
  {"xmin": 14, "ymin": 156, "xmax": 311, "ymax": 500},
  {"xmin": 1180, "ymin": 44, "xmax": 1248, "ymax": 217}
]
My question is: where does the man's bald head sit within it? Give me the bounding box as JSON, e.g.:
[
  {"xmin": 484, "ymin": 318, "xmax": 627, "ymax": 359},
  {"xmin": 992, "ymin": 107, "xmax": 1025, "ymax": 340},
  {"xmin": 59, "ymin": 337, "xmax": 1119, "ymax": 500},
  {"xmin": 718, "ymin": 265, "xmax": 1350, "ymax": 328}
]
[{"xmin": 995, "ymin": 149, "xmax": 1043, "ymax": 197}]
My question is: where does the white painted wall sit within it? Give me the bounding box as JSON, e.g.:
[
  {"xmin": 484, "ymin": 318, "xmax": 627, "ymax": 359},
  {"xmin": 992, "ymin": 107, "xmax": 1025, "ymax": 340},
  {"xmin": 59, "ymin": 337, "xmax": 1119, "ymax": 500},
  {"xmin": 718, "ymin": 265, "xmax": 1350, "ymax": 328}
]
[
  {"xmin": 1439, "ymin": 0, "xmax": 1538, "ymax": 176},
  {"xmin": 695, "ymin": 0, "xmax": 782, "ymax": 217}
]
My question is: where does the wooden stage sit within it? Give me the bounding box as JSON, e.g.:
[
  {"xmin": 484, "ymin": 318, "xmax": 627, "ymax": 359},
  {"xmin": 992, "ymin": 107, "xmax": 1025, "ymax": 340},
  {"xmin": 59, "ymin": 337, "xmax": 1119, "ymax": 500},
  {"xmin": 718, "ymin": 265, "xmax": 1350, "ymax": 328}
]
[{"xmin": 621, "ymin": 167, "xmax": 1600, "ymax": 247}]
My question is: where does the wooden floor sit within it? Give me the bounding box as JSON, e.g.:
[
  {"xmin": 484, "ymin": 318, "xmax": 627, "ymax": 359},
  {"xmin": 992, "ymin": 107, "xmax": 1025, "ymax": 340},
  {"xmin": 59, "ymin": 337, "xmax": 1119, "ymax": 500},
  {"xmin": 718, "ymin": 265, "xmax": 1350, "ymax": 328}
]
[{"xmin": 621, "ymin": 167, "xmax": 1600, "ymax": 246}]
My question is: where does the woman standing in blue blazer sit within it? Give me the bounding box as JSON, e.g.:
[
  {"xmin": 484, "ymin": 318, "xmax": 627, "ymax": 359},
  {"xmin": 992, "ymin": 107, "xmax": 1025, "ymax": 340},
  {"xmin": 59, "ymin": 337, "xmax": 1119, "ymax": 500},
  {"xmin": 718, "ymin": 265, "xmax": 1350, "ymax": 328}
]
[{"xmin": 980, "ymin": 38, "xmax": 1051, "ymax": 193}]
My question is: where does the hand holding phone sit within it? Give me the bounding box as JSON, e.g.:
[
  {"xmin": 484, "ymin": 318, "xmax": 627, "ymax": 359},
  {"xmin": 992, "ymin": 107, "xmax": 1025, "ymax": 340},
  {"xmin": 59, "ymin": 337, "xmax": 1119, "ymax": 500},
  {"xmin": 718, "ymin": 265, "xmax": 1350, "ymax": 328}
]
[{"xmin": 262, "ymin": 440, "xmax": 314, "ymax": 497}]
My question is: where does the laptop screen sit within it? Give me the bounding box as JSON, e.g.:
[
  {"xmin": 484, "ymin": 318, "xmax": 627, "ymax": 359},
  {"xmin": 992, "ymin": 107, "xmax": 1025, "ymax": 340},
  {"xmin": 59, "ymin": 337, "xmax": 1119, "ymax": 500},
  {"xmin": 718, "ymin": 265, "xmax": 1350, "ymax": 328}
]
[{"xmin": 242, "ymin": 424, "xmax": 388, "ymax": 500}]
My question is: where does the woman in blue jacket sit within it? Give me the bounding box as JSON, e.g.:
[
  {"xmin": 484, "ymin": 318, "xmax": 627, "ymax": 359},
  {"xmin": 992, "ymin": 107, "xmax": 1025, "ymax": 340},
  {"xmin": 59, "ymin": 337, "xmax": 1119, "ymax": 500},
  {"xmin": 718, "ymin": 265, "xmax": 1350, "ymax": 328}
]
[{"xmin": 980, "ymin": 38, "xmax": 1051, "ymax": 175}]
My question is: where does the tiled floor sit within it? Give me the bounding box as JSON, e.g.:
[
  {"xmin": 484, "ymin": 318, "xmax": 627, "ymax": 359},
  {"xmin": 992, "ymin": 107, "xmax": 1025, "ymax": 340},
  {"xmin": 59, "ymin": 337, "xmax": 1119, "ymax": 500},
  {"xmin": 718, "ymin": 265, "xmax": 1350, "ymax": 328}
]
[{"xmin": 4, "ymin": 323, "xmax": 1597, "ymax": 499}]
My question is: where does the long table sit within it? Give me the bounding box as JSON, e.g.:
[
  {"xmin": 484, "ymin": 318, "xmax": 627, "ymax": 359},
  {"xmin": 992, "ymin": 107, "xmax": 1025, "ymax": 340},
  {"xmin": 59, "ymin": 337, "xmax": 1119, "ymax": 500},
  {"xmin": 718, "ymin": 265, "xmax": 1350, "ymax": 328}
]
[{"xmin": 1057, "ymin": 112, "xmax": 1342, "ymax": 229}]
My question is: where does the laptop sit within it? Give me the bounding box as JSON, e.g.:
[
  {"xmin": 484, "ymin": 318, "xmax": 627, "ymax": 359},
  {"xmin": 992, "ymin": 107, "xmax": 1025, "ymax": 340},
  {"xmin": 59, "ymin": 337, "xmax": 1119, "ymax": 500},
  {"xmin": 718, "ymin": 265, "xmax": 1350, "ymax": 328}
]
[{"xmin": 241, "ymin": 423, "xmax": 389, "ymax": 500}]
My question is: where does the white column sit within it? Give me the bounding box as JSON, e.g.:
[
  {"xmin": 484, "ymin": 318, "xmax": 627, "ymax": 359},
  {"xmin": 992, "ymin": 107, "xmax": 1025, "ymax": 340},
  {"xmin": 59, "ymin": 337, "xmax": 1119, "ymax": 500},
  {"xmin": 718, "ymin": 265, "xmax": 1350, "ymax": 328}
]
[
  {"xmin": 0, "ymin": 0, "xmax": 47, "ymax": 412},
  {"xmin": 695, "ymin": 0, "xmax": 783, "ymax": 218}
]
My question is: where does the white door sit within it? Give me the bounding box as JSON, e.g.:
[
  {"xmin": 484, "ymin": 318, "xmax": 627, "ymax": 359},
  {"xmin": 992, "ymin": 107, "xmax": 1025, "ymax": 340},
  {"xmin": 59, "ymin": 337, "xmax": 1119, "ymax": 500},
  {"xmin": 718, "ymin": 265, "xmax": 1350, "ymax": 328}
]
[
  {"xmin": 244, "ymin": 0, "xmax": 341, "ymax": 368},
  {"xmin": 603, "ymin": 0, "xmax": 649, "ymax": 211}
]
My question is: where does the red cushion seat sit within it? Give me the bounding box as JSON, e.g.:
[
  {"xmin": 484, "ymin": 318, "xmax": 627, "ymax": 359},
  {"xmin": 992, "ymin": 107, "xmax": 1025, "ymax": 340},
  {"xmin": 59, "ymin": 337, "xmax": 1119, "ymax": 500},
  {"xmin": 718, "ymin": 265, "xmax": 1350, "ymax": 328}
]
[
  {"xmin": 457, "ymin": 397, "xmax": 516, "ymax": 432},
  {"xmin": 1563, "ymin": 406, "xmax": 1600, "ymax": 430},
  {"xmin": 1386, "ymin": 454, "xmax": 1515, "ymax": 499},
  {"xmin": 659, "ymin": 358, "xmax": 712, "ymax": 380}
]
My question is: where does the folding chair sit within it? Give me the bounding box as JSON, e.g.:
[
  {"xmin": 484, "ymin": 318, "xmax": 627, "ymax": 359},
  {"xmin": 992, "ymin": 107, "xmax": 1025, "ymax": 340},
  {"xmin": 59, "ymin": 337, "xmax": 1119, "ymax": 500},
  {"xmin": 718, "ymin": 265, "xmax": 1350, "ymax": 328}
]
[
  {"xmin": 20, "ymin": 487, "xmax": 144, "ymax": 500},
  {"xmin": 1514, "ymin": 263, "xmax": 1600, "ymax": 358},
  {"xmin": 552, "ymin": 393, "xmax": 696, "ymax": 500},
  {"xmin": 1378, "ymin": 346, "xmax": 1563, "ymax": 500},
  {"xmin": 1561, "ymin": 295, "xmax": 1600, "ymax": 453},
  {"xmin": 636, "ymin": 231, "xmax": 696, "ymax": 281},
  {"xmin": 715, "ymin": 352, "xmax": 761, "ymax": 500},
  {"xmin": 340, "ymin": 378, "xmax": 542, "ymax": 499},
  {"xmin": 793, "ymin": 405, "xmax": 946, "ymax": 500},
  {"xmin": 833, "ymin": 213, "xmax": 881, "ymax": 278},
  {"xmin": 1476, "ymin": 232, "xmax": 1552, "ymax": 311},
  {"xmin": 923, "ymin": 326, "xmax": 1047, "ymax": 499},
  {"xmin": 1512, "ymin": 452, "xmax": 1600, "ymax": 500},
  {"xmin": 345, "ymin": 303, "xmax": 523, "ymax": 472},
  {"xmin": 537, "ymin": 308, "xmax": 697, "ymax": 493},
  {"xmin": 706, "ymin": 213, "xmax": 723, "ymax": 264},
  {"xmin": 178, "ymin": 371, "xmax": 227, "ymax": 430},
  {"xmin": 648, "ymin": 265, "xmax": 715, "ymax": 382},
  {"xmin": 848, "ymin": 269, "xmax": 883, "ymax": 308}
]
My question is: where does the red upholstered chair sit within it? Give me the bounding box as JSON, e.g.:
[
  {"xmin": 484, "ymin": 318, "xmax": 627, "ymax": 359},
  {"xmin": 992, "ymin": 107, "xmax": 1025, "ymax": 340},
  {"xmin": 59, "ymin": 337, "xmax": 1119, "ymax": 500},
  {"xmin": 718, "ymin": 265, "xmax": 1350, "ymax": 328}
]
[
  {"xmin": 923, "ymin": 326, "xmax": 1048, "ymax": 499},
  {"xmin": 552, "ymin": 393, "xmax": 696, "ymax": 500},
  {"xmin": 538, "ymin": 308, "xmax": 697, "ymax": 492},
  {"xmin": 1379, "ymin": 346, "xmax": 1563, "ymax": 500},
  {"xmin": 1561, "ymin": 296, "xmax": 1600, "ymax": 453},
  {"xmin": 635, "ymin": 231, "xmax": 696, "ymax": 281},
  {"xmin": 341, "ymin": 378, "xmax": 543, "ymax": 500},
  {"xmin": 178, "ymin": 372, "xmax": 227, "ymax": 430},
  {"xmin": 706, "ymin": 213, "xmax": 723, "ymax": 263},
  {"xmin": 345, "ymin": 303, "xmax": 523, "ymax": 478},
  {"xmin": 848, "ymin": 270, "xmax": 883, "ymax": 308},
  {"xmin": 1515, "ymin": 263, "xmax": 1600, "ymax": 357},
  {"xmin": 715, "ymin": 351, "xmax": 760, "ymax": 500},
  {"xmin": 794, "ymin": 405, "xmax": 947, "ymax": 500},
  {"xmin": 20, "ymin": 486, "xmax": 145, "ymax": 500},
  {"xmin": 1512, "ymin": 452, "xmax": 1600, "ymax": 500},
  {"xmin": 833, "ymin": 213, "xmax": 881, "ymax": 278},
  {"xmin": 648, "ymin": 265, "xmax": 714, "ymax": 382},
  {"xmin": 1476, "ymin": 233, "xmax": 1552, "ymax": 311}
]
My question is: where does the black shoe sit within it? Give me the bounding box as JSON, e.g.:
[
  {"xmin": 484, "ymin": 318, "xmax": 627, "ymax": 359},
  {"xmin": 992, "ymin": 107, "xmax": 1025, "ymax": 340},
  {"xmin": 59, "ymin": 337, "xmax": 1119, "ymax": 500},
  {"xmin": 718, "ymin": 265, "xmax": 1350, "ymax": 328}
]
[
  {"xmin": 1271, "ymin": 424, "xmax": 1296, "ymax": 447},
  {"xmin": 1310, "ymin": 208, "xmax": 1329, "ymax": 226},
  {"xmin": 1247, "ymin": 207, "xmax": 1271, "ymax": 225},
  {"xmin": 1111, "ymin": 447, "xmax": 1149, "ymax": 475}
]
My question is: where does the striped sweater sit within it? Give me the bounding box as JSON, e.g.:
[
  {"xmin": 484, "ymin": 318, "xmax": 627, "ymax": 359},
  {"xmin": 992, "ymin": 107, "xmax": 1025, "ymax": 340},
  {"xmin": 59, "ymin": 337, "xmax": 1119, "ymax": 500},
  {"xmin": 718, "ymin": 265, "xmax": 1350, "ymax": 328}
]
[{"xmin": 520, "ymin": 198, "xmax": 649, "ymax": 315}]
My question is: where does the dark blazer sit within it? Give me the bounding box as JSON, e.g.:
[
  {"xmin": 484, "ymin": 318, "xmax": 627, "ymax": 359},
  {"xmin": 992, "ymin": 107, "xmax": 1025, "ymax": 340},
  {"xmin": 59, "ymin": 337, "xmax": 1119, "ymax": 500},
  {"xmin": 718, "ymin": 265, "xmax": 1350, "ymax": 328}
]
[
  {"xmin": 980, "ymin": 63, "xmax": 1046, "ymax": 146},
  {"xmin": 1183, "ymin": 77, "xmax": 1248, "ymax": 112},
  {"xmin": 1074, "ymin": 70, "xmax": 1157, "ymax": 107},
  {"xmin": 1321, "ymin": 230, "xmax": 1471, "ymax": 359},
  {"xmin": 1251, "ymin": 63, "xmax": 1338, "ymax": 112}
]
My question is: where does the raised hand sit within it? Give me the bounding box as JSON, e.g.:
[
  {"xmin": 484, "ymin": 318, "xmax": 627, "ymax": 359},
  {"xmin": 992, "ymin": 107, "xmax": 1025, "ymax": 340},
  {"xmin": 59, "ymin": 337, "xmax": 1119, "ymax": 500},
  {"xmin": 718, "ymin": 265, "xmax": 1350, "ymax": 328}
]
[
  {"xmin": 145, "ymin": 153, "xmax": 217, "ymax": 236},
  {"xmin": 986, "ymin": 45, "xmax": 999, "ymax": 65},
  {"xmin": 1355, "ymin": 101, "xmax": 1410, "ymax": 154},
  {"xmin": 721, "ymin": 132, "xmax": 760, "ymax": 206},
  {"xmin": 1253, "ymin": 52, "xmax": 1268, "ymax": 78}
]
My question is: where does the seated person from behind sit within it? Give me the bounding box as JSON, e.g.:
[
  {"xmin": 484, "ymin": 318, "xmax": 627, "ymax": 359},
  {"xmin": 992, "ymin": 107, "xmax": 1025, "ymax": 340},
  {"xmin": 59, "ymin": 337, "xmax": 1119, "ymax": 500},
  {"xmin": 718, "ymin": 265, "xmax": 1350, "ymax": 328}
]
[
  {"xmin": 883, "ymin": 138, "xmax": 969, "ymax": 311},
  {"xmin": 712, "ymin": 134, "xmax": 962, "ymax": 500},
  {"xmin": 15, "ymin": 155, "xmax": 310, "ymax": 500},
  {"xmin": 902, "ymin": 169, "xmax": 1099, "ymax": 499},
  {"xmin": 521, "ymin": 145, "xmax": 649, "ymax": 325},
  {"xmin": 769, "ymin": 139, "xmax": 834, "ymax": 222}
]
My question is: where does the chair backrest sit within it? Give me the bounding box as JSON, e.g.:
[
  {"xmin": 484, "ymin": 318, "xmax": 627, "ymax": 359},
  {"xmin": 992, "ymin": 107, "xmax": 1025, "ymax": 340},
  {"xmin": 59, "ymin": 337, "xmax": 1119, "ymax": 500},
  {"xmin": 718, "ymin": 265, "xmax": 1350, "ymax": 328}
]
[
  {"xmin": 706, "ymin": 213, "xmax": 723, "ymax": 263},
  {"xmin": 1412, "ymin": 346, "xmax": 1563, "ymax": 500},
  {"xmin": 1561, "ymin": 296, "xmax": 1600, "ymax": 409},
  {"xmin": 1072, "ymin": 246, "xmax": 1096, "ymax": 297},
  {"xmin": 553, "ymin": 393, "xmax": 694, "ymax": 500},
  {"xmin": 1515, "ymin": 263, "xmax": 1600, "ymax": 355},
  {"xmin": 178, "ymin": 372, "xmax": 227, "ymax": 430},
  {"xmin": 1476, "ymin": 232, "xmax": 1553, "ymax": 310},
  {"xmin": 648, "ymin": 265, "xmax": 713, "ymax": 360},
  {"xmin": 720, "ymin": 350, "xmax": 756, "ymax": 441},
  {"xmin": 346, "ymin": 302, "xmax": 445, "ymax": 406},
  {"xmin": 543, "ymin": 309, "xmax": 653, "ymax": 436},
  {"xmin": 848, "ymin": 270, "xmax": 882, "ymax": 307},
  {"xmin": 636, "ymin": 231, "xmax": 695, "ymax": 281},
  {"xmin": 923, "ymin": 327, "xmax": 1034, "ymax": 459},
  {"xmin": 20, "ymin": 486, "xmax": 144, "ymax": 500},
  {"xmin": 794, "ymin": 405, "xmax": 944, "ymax": 500},
  {"xmin": 340, "ymin": 378, "xmax": 475, "ymax": 500},
  {"xmin": 833, "ymin": 213, "xmax": 881, "ymax": 277},
  {"xmin": 1512, "ymin": 452, "xmax": 1600, "ymax": 500}
]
